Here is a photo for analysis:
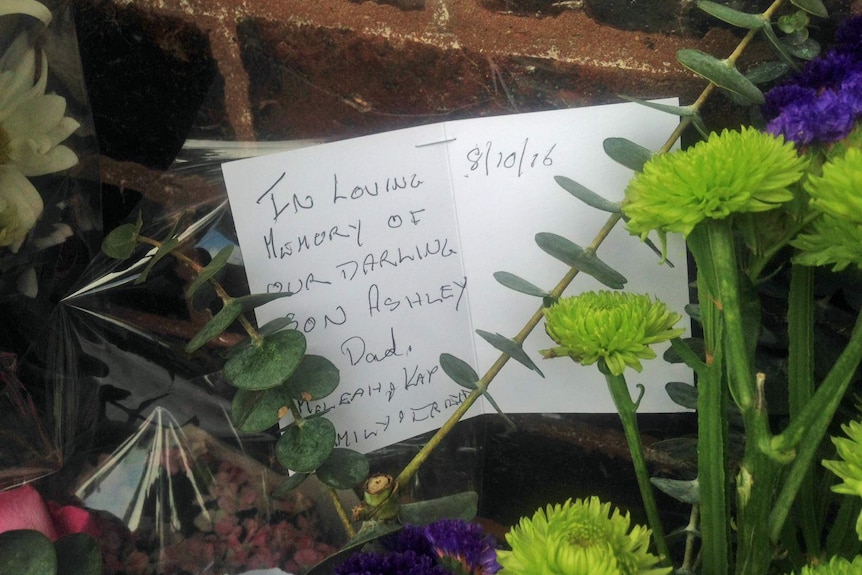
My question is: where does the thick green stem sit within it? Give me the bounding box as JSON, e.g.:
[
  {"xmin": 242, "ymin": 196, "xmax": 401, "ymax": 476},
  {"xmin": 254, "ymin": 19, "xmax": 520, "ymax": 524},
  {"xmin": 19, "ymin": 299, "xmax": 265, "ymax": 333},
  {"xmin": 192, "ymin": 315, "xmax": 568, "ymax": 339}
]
[
  {"xmin": 603, "ymin": 367, "xmax": 671, "ymax": 564},
  {"xmin": 769, "ymin": 310, "xmax": 862, "ymax": 541},
  {"xmin": 785, "ymin": 264, "xmax": 819, "ymax": 552},
  {"xmin": 687, "ymin": 222, "xmax": 731, "ymax": 575}
]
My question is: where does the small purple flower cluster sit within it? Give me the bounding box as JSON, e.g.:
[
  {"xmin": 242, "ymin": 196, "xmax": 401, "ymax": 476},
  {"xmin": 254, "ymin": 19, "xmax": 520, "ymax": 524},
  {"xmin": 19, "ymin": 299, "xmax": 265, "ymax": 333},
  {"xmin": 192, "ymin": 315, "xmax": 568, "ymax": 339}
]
[
  {"xmin": 335, "ymin": 519, "xmax": 501, "ymax": 575},
  {"xmin": 763, "ymin": 16, "xmax": 862, "ymax": 146}
]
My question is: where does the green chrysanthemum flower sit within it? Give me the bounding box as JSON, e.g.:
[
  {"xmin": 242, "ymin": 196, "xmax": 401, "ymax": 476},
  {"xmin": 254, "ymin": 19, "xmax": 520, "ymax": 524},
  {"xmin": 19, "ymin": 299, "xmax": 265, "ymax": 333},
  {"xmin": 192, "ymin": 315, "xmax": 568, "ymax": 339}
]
[
  {"xmin": 542, "ymin": 291, "xmax": 684, "ymax": 376},
  {"xmin": 623, "ymin": 127, "xmax": 808, "ymax": 238},
  {"xmin": 792, "ymin": 212, "xmax": 862, "ymax": 271},
  {"xmin": 805, "ymin": 147, "xmax": 862, "ymax": 226},
  {"xmin": 822, "ymin": 420, "xmax": 862, "ymax": 540},
  {"xmin": 498, "ymin": 496, "xmax": 671, "ymax": 575},
  {"xmin": 787, "ymin": 555, "xmax": 862, "ymax": 575}
]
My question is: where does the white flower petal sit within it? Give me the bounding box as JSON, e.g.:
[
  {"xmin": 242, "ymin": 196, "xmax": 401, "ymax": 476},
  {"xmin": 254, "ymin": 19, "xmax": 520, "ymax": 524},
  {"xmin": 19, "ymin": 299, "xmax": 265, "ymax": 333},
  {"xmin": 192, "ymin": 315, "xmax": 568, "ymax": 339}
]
[
  {"xmin": 0, "ymin": 0, "xmax": 52, "ymax": 25},
  {"xmin": 0, "ymin": 165, "xmax": 43, "ymax": 252},
  {"xmin": 10, "ymin": 142, "xmax": 78, "ymax": 176},
  {"xmin": 4, "ymin": 93, "xmax": 66, "ymax": 137},
  {"xmin": 0, "ymin": 49, "xmax": 47, "ymax": 123}
]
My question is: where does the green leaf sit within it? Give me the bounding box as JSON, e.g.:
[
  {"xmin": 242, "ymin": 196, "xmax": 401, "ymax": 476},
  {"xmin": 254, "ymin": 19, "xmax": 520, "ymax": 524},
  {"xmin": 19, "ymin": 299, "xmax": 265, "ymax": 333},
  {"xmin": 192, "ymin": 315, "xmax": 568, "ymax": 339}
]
[
  {"xmin": 617, "ymin": 95, "xmax": 710, "ymax": 138},
  {"xmin": 781, "ymin": 37, "xmax": 820, "ymax": 60},
  {"xmin": 185, "ymin": 299, "xmax": 243, "ymax": 353},
  {"xmin": 677, "ymin": 49, "xmax": 765, "ymax": 104},
  {"xmin": 272, "ymin": 472, "xmax": 309, "ymax": 498},
  {"xmin": 101, "ymin": 212, "xmax": 143, "ymax": 260},
  {"xmin": 55, "ymin": 534, "xmax": 102, "ymax": 575},
  {"xmin": 493, "ymin": 271, "xmax": 550, "ymax": 298},
  {"xmin": 439, "ymin": 353, "xmax": 479, "ymax": 389},
  {"xmin": 224, "ymin": 330, "xmax": 307, "ymax": 390},
  {"xmin": 553, "ymin": 176, "xmax": 620, "ymax": 213},
  {"xmin": 476, "ymin": 330, "xmax": 544, "ymax": 377},
  {"xmin": 259, "ymin": 317, "xmax": 295, "ymax": 336},
  {"xmin": 0, "ymin": 530, "xmax": 57, "ymax": 575},
  {"xmin": 136, "ymin": 215, "xmax": 184, "ymax": 284},
  {"xmin": 231, "ymin": 387, "xmax": 289, "ymax": 432},
  {"xmin": 602, "ymin": 137, "xmax": 652, "ymax": 172},
  {"xmin": 534, "ymin": 232, "xmax": 627, "ymax": 289},
  {"xmin": 276, "ymin": 416, "xmax": 336, "ymax": 472},
  {"xmin": 284, "ymin": 355, "xmax": 340, "ymax": 400},
  {"xmin": 317, "ymin": 448, "xmax": 370, "ymax": 489},
  {"xmin": 761, "ymin": 22, "xmax": 803, "ymax": 71},
  {"xmin": 186, "ymin": 245, "xmax": 234, "ymax": 300},
  {"xmin": 663, "ymin": 337, "xmax": 706, "ymax": 364},
  {"xmin": 651, "ymin": 477, "xmax": 700, "ymax": 504},
  {"xmin": 697, "ymin": 0, "xmax": 764, "ymax": 29},
  {"xmin": 482, "ymin": 389, "xmax": 517, "ymax": 430},
  {"xmin": 684, "ymin": 303, "xmax": 702, "ymax": 323},
  {"xmin": 398, "ymin": 491, "xmax": 479, "ymax": 524},
  {"xmin": 790, "ymin": 0, "xmax": 827, "ymax": 18},
  {"xmin": 777, "ymin": 10, "xmax": 809, "ymax": 33},
  {"xmin": 666, "ymin": 381, "xmax": 698, "ymax": 410},
  {"xmin": 744, "ymin": 61, "xmax": 791, "ymax": 84},
  {"xmin": 305, "ymin": 522, "xmax": 404, "ymax": 575}
]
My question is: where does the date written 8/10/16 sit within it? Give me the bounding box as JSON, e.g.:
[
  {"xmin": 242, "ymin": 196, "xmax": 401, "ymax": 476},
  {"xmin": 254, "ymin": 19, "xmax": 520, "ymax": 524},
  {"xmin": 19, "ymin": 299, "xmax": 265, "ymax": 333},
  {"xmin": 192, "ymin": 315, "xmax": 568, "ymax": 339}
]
[{"xmin": 464, "ymin": 138, "xmax": 556, "ymax": 178}]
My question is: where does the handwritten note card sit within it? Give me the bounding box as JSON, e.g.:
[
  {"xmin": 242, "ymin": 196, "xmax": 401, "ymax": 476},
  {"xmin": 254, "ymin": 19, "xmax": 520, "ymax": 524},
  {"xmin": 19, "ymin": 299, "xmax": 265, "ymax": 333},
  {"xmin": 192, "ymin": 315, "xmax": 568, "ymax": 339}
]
[{"xmin": 222, "ymin": 101, "xmax": 693, "ymax": 454}]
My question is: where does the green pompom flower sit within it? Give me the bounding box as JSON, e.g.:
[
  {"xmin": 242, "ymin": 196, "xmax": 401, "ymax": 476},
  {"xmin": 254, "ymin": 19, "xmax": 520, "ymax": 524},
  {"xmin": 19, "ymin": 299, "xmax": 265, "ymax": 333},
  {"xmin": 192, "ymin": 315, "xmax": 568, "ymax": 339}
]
[
  {"xmin": 822, "ymin": 420, "xmax": 862, "ymax": 540},
  {"xmin": 498, "ymin": 496, "xmax": 671, "ymax": 575},
  {"xmin": 623, "ymin": 127, "xmax": 808, "ymax": 238},
  {"xmin": 806, "ymin": 147, "xmax": 862, "ymax": 225},
  {"xmin": 542, "ymin": 291, "xmax": 684, "ymax": 376},
  {"xmin": 787, "ymin": 555, "xmax": 862, "ymax": 575},
  {"xmin": 792, "ymin": 212, "xmax": 862, "ymax": 271}
]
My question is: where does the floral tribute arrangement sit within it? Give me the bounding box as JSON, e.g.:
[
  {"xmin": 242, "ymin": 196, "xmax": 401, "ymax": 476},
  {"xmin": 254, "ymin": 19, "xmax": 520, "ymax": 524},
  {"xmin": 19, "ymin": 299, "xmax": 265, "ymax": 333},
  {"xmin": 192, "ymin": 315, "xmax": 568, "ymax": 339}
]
[{"xmin": 6, "ymin": 0, "xmax": 862, "ymax": 574}]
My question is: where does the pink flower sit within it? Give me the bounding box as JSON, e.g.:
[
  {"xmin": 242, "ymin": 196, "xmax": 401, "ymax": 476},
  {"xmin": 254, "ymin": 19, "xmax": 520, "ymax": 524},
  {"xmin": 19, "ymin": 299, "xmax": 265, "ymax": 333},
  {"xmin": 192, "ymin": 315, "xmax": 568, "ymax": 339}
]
[{"xmin": 0, "ymin": 484, "xmax": 99, "ymax": 541}]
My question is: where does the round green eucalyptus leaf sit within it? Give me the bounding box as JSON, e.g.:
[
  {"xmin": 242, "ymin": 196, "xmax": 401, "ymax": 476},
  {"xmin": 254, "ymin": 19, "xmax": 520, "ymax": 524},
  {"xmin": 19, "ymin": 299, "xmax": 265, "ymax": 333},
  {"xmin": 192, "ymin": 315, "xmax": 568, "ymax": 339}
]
[
  {"xmin": 224, "ymin": 330, "xmax": 307, "ymax": 390},
  {"xmin": 316, "ymin": 448, "xmax": 370, "ymax": 489},
  {"xmin": 231, "ymin": 387, "xmax": 289, "ymax": 432},
  {"xmin": 284, "ymin": 355, "xmax": 340, "ymax": 401},
  {"xmin": 0, "ymin": 530, "xmax": 57, "ymax": 575},
  {"xmin": 275, "ymin": 416, "xmax": 335, "ymax": 472},
  {"xmin": 272, "ymin": 472, "xmax": 310, "ymax": 499},
  {"xmin": 101, "ymin": 221, "xmax": 141, "ymax": 260},
  {"xmin": 55, "ymin": 533, "xmax": 102, "ymax": 575}
]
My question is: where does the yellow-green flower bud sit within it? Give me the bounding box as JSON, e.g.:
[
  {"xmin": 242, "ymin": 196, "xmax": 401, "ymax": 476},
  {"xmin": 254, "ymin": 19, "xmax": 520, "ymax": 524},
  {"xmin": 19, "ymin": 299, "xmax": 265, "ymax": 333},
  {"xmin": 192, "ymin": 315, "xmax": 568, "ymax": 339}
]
[{"xmin": 542, "ymin": 291, "xmax": 684, "ymax": 376}]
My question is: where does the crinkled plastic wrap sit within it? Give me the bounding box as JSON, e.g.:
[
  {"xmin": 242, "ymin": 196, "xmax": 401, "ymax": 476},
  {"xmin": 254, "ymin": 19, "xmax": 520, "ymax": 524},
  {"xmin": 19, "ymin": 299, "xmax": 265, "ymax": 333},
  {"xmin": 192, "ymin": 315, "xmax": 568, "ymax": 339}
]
[{"xmin": 0, "ymin": 4, "xmax": 481, "ymax": 574}]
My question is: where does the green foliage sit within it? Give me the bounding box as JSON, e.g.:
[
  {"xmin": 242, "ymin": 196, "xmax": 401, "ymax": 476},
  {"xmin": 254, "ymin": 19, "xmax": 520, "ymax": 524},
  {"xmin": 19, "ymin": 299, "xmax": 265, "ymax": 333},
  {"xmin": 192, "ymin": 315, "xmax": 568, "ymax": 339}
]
[
  {"xmin": 283, "ymin": 355, "xmax": 340, "ymax": 401},
  {"xmin": 224, "ymin": 329, "xmax": 307, "ymax": 391},
  {"xmin": 316, "ymin": 448, "xmax": 370, "ymax": 490},
  {"xmin": 275, "ymin": 417, "xmax": 336, "ymax": 473},
  {"xmin": 439, "ymin": 352, "xmax": 480, "ymax": 389},
  {"xmin": 493, "ymin": 271, "xmax": 551, "ymax": 298},
  {"xmin": 677, "ymin": 49, "xmax": 765, "ymax": 104},
  {"xmin": 534, "ymin": 232, "xmax": 627, "ymax": 289},
  {"xmin": 231, "ymin": 386, "xmax": 290, "ymax": 433},
  {"xmin": 0, "ymin": 530, "xmax": 56, "ymax": 575},
  {"xmin": 476, "ymin": 330, "xmax": 544, "ymax": 377},
  {"xmin": 54, "ymin": 534, "xmax": 102, "ymax": 575},
  {"xmin": 602, "ymin": 137, "xmax": 652, "ymax": 171},
  {"xmin": 186, "ymin": 245, "xmax": 234, "ymax": 300},
  {"xmin": 398, "ymin": 491, "xmax": 479, "ymax": 524},
  {"xmin": 553, "ymin": 176, "xmax": 621, "ymax": 213},
  {"xmin": 100, "ymin": 212, "xmax": 142, "ymax": 259},
  {"xmin": 697, "ymin": 0, "xmax": 764, "ymax": 29}
]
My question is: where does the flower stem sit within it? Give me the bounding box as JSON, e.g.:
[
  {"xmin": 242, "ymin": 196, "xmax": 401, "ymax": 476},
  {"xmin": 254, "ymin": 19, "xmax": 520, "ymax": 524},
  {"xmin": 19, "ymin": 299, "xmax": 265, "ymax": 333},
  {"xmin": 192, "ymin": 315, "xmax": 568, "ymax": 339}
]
[{"xmin": 603, "ymin": 366, "xmax": 671, "ymax": 563}]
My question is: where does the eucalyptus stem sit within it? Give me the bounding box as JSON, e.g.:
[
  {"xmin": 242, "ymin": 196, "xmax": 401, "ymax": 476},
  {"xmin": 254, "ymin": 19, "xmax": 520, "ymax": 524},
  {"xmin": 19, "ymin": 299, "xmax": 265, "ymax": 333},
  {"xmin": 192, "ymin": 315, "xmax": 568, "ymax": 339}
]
[
  {"xmin": 603, "ymin": 368, "xmax": 672, "ymax": 563},
  {"xmin": 326, "ymin": 485, "xmax": 357, "ymax": 538},
  {"xmin": 394, "ymin": 214, "xmax": 622, "ymax": 490}
]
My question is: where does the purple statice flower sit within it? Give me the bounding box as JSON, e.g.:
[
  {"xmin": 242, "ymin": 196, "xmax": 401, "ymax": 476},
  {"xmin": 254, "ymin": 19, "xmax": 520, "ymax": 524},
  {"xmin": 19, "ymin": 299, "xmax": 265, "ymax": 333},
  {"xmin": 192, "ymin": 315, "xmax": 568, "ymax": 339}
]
[
  {"xmin": 841, "ymin": 70, "xmax": 862, "ymax": 116},
  {"xmin": 762, "ymin": 84, "xmax": 817, "ymax": 120},
  {"xmin": 334, "ymin": 549, "xmax": 449, "ymax": 575},
  {"xmin": 383, "ymin": 523, "xmax": 436, "ymax": 557},
  {"xmin": 424, "ymin": 519, "xmax": 502, "ymax": 575},
  {"xmin": 767, "ymin": 88, "xmax": 856, "ymax": 145},
  {"xmin": 797, "ymin": 51, "xmax": 862, "ymax": 90}
]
